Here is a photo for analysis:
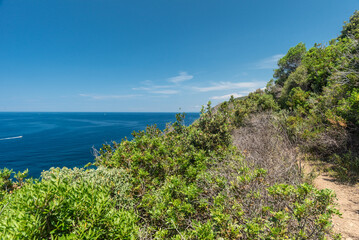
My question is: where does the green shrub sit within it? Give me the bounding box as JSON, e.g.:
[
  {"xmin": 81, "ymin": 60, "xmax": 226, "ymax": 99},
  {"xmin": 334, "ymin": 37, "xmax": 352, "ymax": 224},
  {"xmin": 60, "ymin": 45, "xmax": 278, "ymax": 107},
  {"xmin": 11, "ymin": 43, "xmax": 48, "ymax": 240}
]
[
  {"xmin": 233, "ymin": 90, "xmax": 279, "ymax": 127},
  {"xmin": 280, "ymin": 65, "xmax": 309, "ymax": 106},
  {"xmin": 0, "ymin": 167, "xmax": 138, "ymax": 239},
  {"xmin": 274, "ymin": 42, "xmax": 307, "ymax": 86},
  {"xmin": 91, "ymin": 104, "xmax": 339, "ymax": 238},
  {"xmin": 337, "ymin": 88, "xmax": 359, "ymax": 125},
  {"xmin": 0, "ymin": 168, "xmax": 28, "ymax": 202},
  {"xmin": 340, "ymin": 10, "xmax": 359, "ymax": 39},
  {"xmin": 0, "ymin": 104, "xmax": 340, "ymax": 239},
  {"xmin": 329, "ymin": 152, "xmax": 359, "ymax": 183}
]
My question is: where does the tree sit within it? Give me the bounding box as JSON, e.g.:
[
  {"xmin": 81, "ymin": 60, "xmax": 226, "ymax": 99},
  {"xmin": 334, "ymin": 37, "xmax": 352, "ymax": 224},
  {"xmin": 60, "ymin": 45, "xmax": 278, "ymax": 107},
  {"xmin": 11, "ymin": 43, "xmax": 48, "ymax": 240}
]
[
  {"xmin": 339, "ymin": 10, "xmax": 359, "ymax": 40},
  {"xmin": 274, "ymin": 43, "xmax": 307, "ymax": 86}
]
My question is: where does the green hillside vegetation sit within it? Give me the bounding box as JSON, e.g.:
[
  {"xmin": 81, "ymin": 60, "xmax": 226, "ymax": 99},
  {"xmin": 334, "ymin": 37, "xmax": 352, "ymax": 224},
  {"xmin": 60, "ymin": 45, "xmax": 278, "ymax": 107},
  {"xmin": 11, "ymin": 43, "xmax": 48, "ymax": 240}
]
[{"xmin": 1, "ymin": 11, "xmax": 359, "ymax": 239}]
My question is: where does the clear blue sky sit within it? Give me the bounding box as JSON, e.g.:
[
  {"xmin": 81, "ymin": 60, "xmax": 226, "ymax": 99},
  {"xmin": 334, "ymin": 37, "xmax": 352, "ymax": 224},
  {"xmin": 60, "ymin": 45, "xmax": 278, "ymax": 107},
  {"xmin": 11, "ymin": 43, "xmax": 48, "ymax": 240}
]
[{"xmin": 0, "ymin": 0, "xmax": 358, "ymax": 112}]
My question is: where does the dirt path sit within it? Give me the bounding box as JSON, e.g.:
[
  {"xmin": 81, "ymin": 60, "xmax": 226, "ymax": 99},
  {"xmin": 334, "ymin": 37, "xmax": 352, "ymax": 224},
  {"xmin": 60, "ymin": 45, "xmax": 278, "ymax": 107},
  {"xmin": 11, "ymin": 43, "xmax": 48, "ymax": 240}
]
[
  {"xmin": 230, "ymin": 115, "xmax": 359, "ymax": 239},
  {"xmin": 306, "ymin": 164, "xmax": 359, "ymax": 239}
]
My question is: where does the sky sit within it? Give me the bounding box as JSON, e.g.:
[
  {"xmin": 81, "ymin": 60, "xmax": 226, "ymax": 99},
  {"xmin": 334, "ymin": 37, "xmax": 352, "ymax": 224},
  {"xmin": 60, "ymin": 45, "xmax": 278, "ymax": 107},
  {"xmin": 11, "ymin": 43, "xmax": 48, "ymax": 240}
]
[{"xmin": 0, "ymin": 0, "xmax": 358, "ymax": 112}]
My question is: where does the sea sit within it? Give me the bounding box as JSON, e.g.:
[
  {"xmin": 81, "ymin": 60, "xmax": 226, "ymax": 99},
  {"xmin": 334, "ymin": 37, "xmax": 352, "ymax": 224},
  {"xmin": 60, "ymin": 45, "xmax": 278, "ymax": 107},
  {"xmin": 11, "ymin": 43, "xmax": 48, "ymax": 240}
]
[{"xmin": 0, "ymin": 112, "xmax": 200, "ymax": 178}]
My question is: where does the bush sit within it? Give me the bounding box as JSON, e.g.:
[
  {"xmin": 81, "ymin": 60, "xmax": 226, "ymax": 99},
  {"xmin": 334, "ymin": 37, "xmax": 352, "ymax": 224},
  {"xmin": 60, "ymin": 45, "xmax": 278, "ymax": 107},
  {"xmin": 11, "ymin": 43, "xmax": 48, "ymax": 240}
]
[
  {"xmin": 0, "ymin": 104, "xmax": 340, "ymax": 239},
  {"xmin": 329, "ymin": 152, "xmax": 359, "ymax": 183},
  {"xmin": 0, "ymin": 167, "xmax": 138, "ymax": 239},
  {"xmin": 233, "ymin": 90, "xmax": 279, "ymax": 127},
  {"xmin": 337, "ymin": 88, "xmax": 359, "ymax": 125},
  {"xmin": 0, "ymin": 168, "xmax": 28, "ymax": 202},
  {"xmin": 280, "ymin": 65, "xmax": 309, "ymax": 106},
  {"xmin": 90, "ymin": 105, "xmax": 339, "ymax": 239}
]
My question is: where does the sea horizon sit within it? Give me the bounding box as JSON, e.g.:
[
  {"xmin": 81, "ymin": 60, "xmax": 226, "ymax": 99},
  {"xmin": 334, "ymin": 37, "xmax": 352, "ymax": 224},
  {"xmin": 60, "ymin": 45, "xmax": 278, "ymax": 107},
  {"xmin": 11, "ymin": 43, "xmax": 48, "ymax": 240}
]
[
  {"xmin": 0, "ymin": 111, "xmax": 200, "ymax": 113},
  {"xmin": 0, "ymin": 112, "xmax": 200, "ymax": 178}
]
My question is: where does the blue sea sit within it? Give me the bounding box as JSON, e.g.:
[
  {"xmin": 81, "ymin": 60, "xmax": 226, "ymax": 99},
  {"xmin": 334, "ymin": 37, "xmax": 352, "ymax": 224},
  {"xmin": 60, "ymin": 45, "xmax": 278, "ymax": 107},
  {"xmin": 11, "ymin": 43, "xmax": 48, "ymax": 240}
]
[{"xmin": 0, "ymin": 112, "xmax": 199, "ymax": 178}]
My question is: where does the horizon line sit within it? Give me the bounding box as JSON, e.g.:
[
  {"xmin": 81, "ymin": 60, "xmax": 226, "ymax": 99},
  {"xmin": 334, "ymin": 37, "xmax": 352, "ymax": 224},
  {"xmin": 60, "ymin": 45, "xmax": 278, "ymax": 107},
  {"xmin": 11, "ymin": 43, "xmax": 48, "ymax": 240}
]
[{"xmin": 0, "ymin": 111, "xmax": 200, "ymax": 113}]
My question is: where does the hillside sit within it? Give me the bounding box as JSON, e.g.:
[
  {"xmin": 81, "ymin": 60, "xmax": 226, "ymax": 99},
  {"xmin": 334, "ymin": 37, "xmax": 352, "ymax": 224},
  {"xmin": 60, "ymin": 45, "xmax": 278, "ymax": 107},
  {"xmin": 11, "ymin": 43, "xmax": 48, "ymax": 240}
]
[{"xmin": 1, "ymin": 10, "xmax": 359, "ymax": 239}]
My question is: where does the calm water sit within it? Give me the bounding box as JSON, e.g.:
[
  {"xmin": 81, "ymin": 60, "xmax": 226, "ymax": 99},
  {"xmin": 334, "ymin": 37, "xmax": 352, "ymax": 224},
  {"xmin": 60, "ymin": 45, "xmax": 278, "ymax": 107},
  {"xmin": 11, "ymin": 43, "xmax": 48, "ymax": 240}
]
[{"xmin": 0, "ymin": 112, "xmax": 199, "ymax": 178}]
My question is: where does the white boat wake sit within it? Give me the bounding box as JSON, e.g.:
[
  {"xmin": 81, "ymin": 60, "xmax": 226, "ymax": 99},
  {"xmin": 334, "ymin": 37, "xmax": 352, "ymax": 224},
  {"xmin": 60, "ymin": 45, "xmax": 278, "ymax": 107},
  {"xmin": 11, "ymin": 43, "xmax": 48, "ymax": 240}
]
[{"xmin": 0, "ymin": 136, "xmax": 23, "ymax": 141}]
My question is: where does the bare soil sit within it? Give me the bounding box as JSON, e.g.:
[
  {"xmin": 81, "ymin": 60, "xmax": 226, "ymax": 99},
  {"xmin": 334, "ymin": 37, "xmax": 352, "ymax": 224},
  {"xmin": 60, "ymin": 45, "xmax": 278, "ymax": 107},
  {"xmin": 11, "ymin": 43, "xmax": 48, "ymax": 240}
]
[{"xmin": 303, "ymin": 162, "xmax": 359, "ymax": 239}]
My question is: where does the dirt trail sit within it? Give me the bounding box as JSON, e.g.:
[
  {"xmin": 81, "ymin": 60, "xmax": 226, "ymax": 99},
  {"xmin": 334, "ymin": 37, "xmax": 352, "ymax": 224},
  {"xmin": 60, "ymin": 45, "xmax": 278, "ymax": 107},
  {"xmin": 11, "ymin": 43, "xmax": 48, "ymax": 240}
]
[
  {"xmin": 230, "ymin": 114, "xmax": 359, "ymax": 239},
  {"xmin": 305, "ymin": 163, "xmax": 359, "ymax": 239}
]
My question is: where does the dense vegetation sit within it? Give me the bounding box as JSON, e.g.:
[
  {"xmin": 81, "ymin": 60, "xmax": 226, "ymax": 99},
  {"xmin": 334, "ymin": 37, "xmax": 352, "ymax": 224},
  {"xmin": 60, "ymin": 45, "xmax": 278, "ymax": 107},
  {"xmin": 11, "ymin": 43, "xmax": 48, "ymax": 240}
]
[
  {"xmin": 264, "ymin": 11, "xmax": 359, "ymax": 182},
  {"xmin": 1, "ymin": 11, "xmax": 358, "ymax": 239},
  {"xmin": 0, "ymin": 107, "xmax": 339, "ymax": 239}
]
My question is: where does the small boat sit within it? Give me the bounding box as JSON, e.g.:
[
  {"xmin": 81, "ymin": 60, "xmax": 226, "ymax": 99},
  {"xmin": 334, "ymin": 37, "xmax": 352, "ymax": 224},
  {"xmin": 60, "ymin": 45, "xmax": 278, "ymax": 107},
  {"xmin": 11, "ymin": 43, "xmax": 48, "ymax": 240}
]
[{"xmin": 0, "ymin": 136, "xmax": 23, "ymax": 141}]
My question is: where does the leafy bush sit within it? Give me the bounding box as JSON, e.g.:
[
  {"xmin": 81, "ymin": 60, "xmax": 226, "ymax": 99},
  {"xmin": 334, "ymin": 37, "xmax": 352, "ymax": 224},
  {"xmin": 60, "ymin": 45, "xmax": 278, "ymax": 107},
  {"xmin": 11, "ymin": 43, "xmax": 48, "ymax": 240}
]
[
  {"xmin": 329, "ymin": 152, "xmax": 359, "ymax": 183},
  {"xmin": 274, "ymin": 42, "xmax": 307, "ymax": 86},
  {"xmin": 0, "ymin": 168, "xmax": 28, "ymax": 202},
  {"xmin": 264, "ymin": 11, "xmax": 359, "ymax": 182},
  {"xmin": 337, "ymin": 88, "xmax": 359, "ymax": 125},
  {"xmin": 91, "ymin": 103, "xmax": 339, "ymax": 239},
  {"xmin": 0, "ymin": 101, "xmax": 340, "ymax": 239},
  {"xmin": 0, "ymin": 167, "xmax": 138, "ymax": 239},
  {"xmin": 340, "ymin": 10, "xmax": 359, "ymax": 40},
  {"xmin": 233, "ymin": 90, "xmax": 279, "ymax": 127},
  {"xmin": 280, "ymin": 65, "xmax": 309, "ymax": 106}
]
